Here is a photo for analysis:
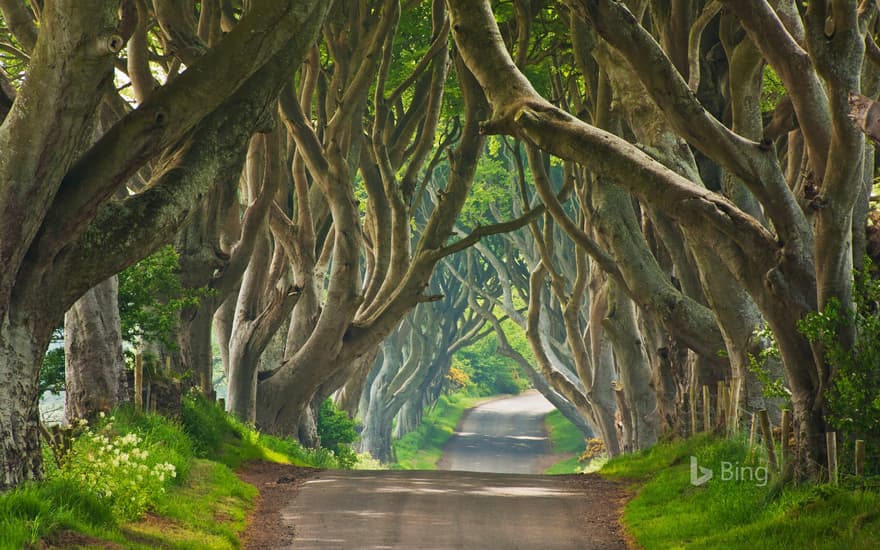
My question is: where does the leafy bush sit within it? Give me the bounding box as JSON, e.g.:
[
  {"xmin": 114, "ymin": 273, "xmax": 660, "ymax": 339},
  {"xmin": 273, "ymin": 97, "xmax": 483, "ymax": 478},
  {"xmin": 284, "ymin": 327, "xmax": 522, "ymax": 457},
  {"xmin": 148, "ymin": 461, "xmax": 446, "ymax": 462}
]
[
  {"xmin": 799, "ymin": 258, "xmax": 880, "ymax": 475},
  {"xmin": 445, "ymin": 364, "xmax": 472, "ymax": 390},
  {"xmin": 40, "ymin": 346, "xmax": 65, "ymax": 395},
  {"xmin": 53, "ymin": 413, "xmax": 188, "ymax": 521},
  {"xmin": 745, "ymin": 324, "xmax": 791, "ymax": 403},
  {"xmin": 57, "ymin": 428, "xmax": 176, "ymax": 520},
  {"xmin": 181, "ymin": 391, "xmax": 233, "ymax": 458},
  {"xmin": 317, "ymin": 398, "xmax": 359, "ymax": 468},
  {"xmin": 118, "ymin": 246, "xmax": 211, "ymax": 348},
  {"xmin": 450, "ymin": 334, "xmax": 528, "ymax": 396}
]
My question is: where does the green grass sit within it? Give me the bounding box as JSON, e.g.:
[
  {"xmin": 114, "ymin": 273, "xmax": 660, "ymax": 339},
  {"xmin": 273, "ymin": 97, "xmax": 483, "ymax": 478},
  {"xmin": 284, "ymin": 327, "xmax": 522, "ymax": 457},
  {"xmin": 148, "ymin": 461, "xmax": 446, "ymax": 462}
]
[
  {"xmin": 392, "ymin": 393, "xmax": 480, "ymax": 469},
  {"xmin": 601, "ymin": 434, "xmax": 880, "ymax": 549},
  {"xmin": 543, "ymin": 410, "xmax": 588, "ymax": 474},
  {"xmin": 120, "ymin": 459, "xmax": 257, "ymax": 549},
  {"xmin": 0, "ymin": 394, "xmax": 347, "ymax": 549},
  {"xmin": 181, "ymin": 393, "xmax": 339, "ymax": 470}
]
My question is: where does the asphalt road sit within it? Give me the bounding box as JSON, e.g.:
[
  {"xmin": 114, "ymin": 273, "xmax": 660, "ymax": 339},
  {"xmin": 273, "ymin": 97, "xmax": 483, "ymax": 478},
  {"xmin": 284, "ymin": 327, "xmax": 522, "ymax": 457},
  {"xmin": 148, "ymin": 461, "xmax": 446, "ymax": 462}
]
[
  {"xmin": 280, "ymin": 391, "xmax": 627, "ymax": 549},
  {"xmin": 439, "ymin": 390, "xmax": 557, "ymax": 474}
]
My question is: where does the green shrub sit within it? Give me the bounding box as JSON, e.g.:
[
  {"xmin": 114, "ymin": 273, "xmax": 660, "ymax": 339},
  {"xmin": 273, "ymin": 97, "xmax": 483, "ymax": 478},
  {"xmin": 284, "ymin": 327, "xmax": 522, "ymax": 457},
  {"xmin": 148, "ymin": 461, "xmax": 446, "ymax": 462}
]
[
  {"xmin": 317, "ymin": 398, "xmax": 359, "ymax": 468},
  {"xmin": 181, "ymin": 391, "xmax": 236, "ymax": 457},
  {"xmin": 54, "ymin": 413, "xmax": 187, "ymax": 521},
  {"xmin": 799, "ymin": 257, "xmax": 880, "ymax": 475},
  {"xmin": 451, "ymin": 335, "xmax": 529, "ymax": 397}
]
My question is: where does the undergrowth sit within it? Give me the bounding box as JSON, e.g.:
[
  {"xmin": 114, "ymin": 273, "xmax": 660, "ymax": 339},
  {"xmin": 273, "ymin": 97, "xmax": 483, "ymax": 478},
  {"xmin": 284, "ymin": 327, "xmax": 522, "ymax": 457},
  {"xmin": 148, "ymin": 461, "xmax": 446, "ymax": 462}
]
[
  {"xmin": 0, "ymin": 393, "xmax": 351, "ymax": 549},
  {"xmin": 602, "ymin": 434, "xmax": 880, "ymax": 549}
]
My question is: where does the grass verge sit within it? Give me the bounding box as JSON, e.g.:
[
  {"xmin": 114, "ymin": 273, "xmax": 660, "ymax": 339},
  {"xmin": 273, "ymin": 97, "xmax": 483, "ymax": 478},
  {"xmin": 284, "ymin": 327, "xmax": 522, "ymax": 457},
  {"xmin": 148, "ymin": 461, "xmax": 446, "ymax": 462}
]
[
  {"xmin": 0, "ymin": 394, "xmax": 348, "ymax": 549},
  {"xmin": 543, "ymin": 410, "xmax": 587, "ymax": 474},
  {"xmin": 392, "ymin": 393, "xmax": 481, "ymax": 469},
  {"xmin": 600, "ymin": 433, "xmax": 880, "ymax": 549}
]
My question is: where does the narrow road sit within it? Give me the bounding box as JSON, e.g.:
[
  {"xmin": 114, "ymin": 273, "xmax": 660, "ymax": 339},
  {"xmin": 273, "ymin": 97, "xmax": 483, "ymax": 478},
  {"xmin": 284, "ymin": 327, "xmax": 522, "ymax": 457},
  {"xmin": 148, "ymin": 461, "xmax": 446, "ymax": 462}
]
[
  {"xmin": 269, "ymin": 392, "xmax": 628, "ymax": 549},
  {"xmin": 439, "ymin": 390, "xmax": 556, "ymax": 474}
]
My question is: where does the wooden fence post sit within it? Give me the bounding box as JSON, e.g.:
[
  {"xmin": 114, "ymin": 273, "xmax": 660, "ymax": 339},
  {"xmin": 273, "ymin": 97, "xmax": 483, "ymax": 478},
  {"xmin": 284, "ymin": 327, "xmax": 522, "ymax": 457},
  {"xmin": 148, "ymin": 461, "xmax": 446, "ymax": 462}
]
[
  {"xmin": 855, "ymin": 440, "xmax": 866, "ymax": 478},
  {"xmin": 826, "ymin": 432, "xmax": 838, "ymax": 485},
  {"xmin": 134, "ymin": 353, "xmax": 143, "ymax": 412},
  {"xmin": 702, "ymin": 385, "xmax": 711, "ymax": 433},
  {"xmin": 728, "ymin": 377, "xmax": 741, "ymax": 436},
  {"xmin": 716, "ymin": 380, "xmax": 726, "ymax": 430},
  {"xmin": 746, "ymin": 413, "xmax": 758, "ymax": 461},
  {"xmin": 758, "ymin": 409, "xmax": 778, "ymax": 472},
  {"xmin": 780, "ymin": 409, "xmax": 792, "ymax": 471}
]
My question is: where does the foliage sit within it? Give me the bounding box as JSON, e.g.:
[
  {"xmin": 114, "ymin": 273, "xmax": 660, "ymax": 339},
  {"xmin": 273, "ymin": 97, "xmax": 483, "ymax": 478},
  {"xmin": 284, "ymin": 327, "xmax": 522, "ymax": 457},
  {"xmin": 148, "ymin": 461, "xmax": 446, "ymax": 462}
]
[
  {"xmin": 317, "ymin": 398, "xmax": 359, "ymax": 469},
  {"xmin": 3, "ymin": 392, "xmax": 373, "ymax": 548},
  {"xmin": 601, "ymin": 435, "xmax": 880, "ymax": 549},
  {"xmin": 54, "ymin": 416, "xmax": 181, "ymax": 521},
  {"xmin": 40, "ymin": 347, "xmax": 65, "ymax": 395},
  {"xmin": 450, "ymin": 333, "xmax": 529, "ymax": 397},
  {"xmin": 39, "ymin": 328, "xmax": 65, "ymax": 395},
  {"xmin": 760, "ymin": 66, "xmax": 786, "ymax": 113},
  {"xmin": 458, "ymin": 139, "xmax": 517, "ymax": 229},
  {"xmin": 181, "ymin": 392, "xmax": 350, "ymax": 470},
  {"xmin": 798, "ymin": 258, "xmax": 880, "ymax": 475},
  {"xmin": 117, "ymin": 246, "xmax": 211, "ymax": 348},
  {"xmin": 745, "ymin": 325, "xmax": 791, "ymax": 402},
  {"xmin": 445, "ymin": 364, "xmax": 472, "ymax": 390},
  {"xmin": 580, "ymin": 438, "xmax": 607, "ymax": 462}
]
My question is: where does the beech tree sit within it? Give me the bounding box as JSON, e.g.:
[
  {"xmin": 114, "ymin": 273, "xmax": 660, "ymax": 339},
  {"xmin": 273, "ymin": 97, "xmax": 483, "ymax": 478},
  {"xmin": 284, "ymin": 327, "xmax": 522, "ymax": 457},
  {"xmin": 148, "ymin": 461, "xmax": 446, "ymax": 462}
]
[
  {"xmin": 447, "ymin": 0, "xmax": 879, "ymax": 476},
  {"xmin": 0, "ymin": 0, "xmax": 330, "ymax": 489},
  {"xmin": 248, "ymin": 0, "xmax": 541, "ymax": 439}
]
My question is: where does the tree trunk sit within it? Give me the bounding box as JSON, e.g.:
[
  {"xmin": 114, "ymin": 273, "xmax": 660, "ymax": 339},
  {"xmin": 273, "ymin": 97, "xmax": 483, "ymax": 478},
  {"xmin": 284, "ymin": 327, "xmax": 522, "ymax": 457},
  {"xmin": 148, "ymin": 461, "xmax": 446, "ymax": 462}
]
[
  {"xmin": 604, "ymin": 282, "xmax": 658, "ymax": 451},
  {"xmin": 587, "ymin": 277, "xmax": 622, "ymax": 457},
  {"xmin": 64, "ymin": 276, "xmax": 126, "ymax": 422},
  {"xmin": 0, "ymin": 317, "xmax": 52, "ymax": 489},
  {"xmin": 176, "ymin": 301, "xmax": 216, "ymax": 399}
]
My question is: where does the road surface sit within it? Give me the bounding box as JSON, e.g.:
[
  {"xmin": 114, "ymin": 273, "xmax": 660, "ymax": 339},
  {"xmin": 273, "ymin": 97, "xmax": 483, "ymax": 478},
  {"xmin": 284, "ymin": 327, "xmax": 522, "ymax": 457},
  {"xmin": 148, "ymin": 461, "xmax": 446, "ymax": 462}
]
[
  {"xmin": 439, "ymin": 390, "xmax": 556, "ymax": 474},
  {"xmin": 274, "ymin": 392, "xmax": 627, "ymax": 549}
]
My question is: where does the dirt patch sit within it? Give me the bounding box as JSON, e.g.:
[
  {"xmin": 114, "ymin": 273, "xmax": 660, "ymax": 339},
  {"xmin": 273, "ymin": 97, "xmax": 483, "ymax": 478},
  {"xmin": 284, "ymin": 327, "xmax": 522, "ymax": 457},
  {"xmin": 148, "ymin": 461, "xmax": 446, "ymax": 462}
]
[
  {"xmin": 118, "ymin": 512, "xmax": 193, "ymax": 547},
  {"xmin": 36, "ymin": 530, "xmax": 122, "ymax": 550},
  {"xmin": 564, "ymin": 473, "xmax": 637, "ymax": 549},
  {"xmin": 237, "ymin": 461, "xmax": 319, "ymax": 550}
]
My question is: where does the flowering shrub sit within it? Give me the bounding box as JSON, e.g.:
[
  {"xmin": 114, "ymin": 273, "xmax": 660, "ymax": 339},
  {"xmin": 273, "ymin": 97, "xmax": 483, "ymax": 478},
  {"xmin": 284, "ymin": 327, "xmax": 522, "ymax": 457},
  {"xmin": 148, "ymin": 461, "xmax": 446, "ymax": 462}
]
[
  {"xmin": 55, "ymin": 415, "xmax": 179, "ymax": 521},
  {"xmin": 579, "ymin": 437, "xmax": 608, "ymax": 462}
]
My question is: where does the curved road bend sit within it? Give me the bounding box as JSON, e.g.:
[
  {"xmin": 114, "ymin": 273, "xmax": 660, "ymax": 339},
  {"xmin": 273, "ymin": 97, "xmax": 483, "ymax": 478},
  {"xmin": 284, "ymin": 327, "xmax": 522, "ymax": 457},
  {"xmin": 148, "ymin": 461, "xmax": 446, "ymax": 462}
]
[
  {"xmin": 284, "ymin": 391, "xmax": 627, "ymax": 549},
  {"xmin": 439, "ymin": 390, "xmax": 556, "ymax": 474}
]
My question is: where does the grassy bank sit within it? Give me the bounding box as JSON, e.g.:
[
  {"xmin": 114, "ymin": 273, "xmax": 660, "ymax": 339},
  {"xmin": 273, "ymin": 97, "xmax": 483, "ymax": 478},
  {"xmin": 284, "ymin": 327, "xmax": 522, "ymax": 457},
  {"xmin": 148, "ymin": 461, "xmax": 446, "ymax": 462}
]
[
  {"xmin": 601, "ymin": 434, "xmax": 880, "ymax": 549},
  {"xmin": 0, "ymin": 395, "xmax": 347, "ymax": 549},
  {"xmin": 392, "ymin": 393, "xmax": 481, "ymax": 469},
  {"xmin": 543, "ymin": 410, "xmax": 588, "ymax": 474}
]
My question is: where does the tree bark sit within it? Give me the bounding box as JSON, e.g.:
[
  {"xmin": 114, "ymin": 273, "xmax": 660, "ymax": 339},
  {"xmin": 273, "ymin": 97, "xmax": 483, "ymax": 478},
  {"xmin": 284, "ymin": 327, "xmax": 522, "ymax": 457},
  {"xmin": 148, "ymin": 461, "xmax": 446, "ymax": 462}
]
[{"xmin": 64, "ymin": 276, "xmax": 127, "ymax": 422}]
